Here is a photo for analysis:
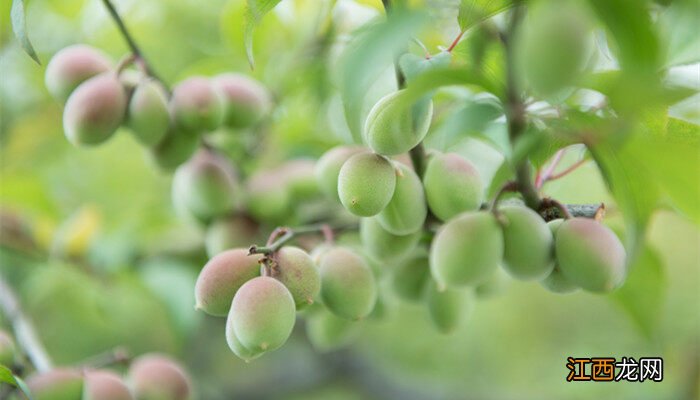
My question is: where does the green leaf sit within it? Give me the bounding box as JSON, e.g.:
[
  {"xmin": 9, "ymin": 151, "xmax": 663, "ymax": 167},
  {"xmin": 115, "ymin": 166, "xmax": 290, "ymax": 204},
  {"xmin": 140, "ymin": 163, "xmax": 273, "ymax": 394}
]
[
  {"xmin": 658, "ymin": 0, "xmax": 700, "ymax": 67},
  {"xmin": 486, "ymin": 159, "xmax": 514, "ymax": 199},
  {"xmin": 11, "ymin": 0, "xmax": 41, "ymax": 65},
  {"xmin": 398, "ymin": 51, "xmax": 452, "ymax": 83},
  {"xmin": 0, "ymin": 365, "xmax": 33, "ymax": 400},
  {"xmin": 244, "ymin": 0, "xmax": 282, "ymax": 69},
  {"xmin": 611, "ymin": 244, "xmax": 666, "ymax": 339},
  {"xmin": 430, "ymin": 96, "xmax": 503, "ymax": 150},
  {"xmin": 458, "ymin": 0, "xmax": 516, "ymax": 32}
]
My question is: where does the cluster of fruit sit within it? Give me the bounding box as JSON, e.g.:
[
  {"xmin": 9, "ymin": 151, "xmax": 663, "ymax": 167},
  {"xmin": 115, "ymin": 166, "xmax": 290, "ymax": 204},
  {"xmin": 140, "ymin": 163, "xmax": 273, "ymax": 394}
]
[
  {"xmin": 1, "ymin": 330, "xmax": 189, "ymax": 400},
  {"xmin": 45, "ymin": 44, "xmax": 270, "ymax": 169}
]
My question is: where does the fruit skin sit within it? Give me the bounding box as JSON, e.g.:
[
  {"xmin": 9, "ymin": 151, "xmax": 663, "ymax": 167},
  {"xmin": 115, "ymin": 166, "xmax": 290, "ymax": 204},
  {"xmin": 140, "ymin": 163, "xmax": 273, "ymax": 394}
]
[
  {"xmin": 541, "ymin": 219, "xmax": 578, "ymax": 293},
  {"xmin": 319, "ymin": 247, "xmax": 377, "ymax": 320},
  {"xmin": 205, "ymin": 215, "xmax": 260, "ymax": 258},
  {"xmin": 272, "ymin": 246, "xmax": 321, "ymax": 309},
  {"xmin": 172, "ymin": 150, "xmax": 238, "ymax": 223},
  {"xmin": 392, "ymin": 253, "xmax": 431, "ymax": 302},
  {"xmin": 315, "ymin": 145, "xmax": 366, "ymax": 201},
  {"xmin": 359, "ymin": 217, "xmax": 420, "ymax": 262},
  {"xmin": 230, "ymin": 276, "xmax": 296, "ymax": 352},
  {"xmin": 338, "ymin": 153, "xmax": 397, "ymax": 217},
  {"xmin": 148, "ymin": 126, "xmax": 199, "ymax": 171},
  {"xmin": 0, "ymin": 330, "xmax": 15, "ymax": 366},
  {"xmin": 195, "ymin": 248, "xmax": 263, "ymax": 316},
  {"xmin": 423, "ymin": 153, "xmax": 483, "ymax": 221},
  {"xmin": 225, "ymin": 313, "xmax": 264, "ymax": 362},
  {"xmin": 426, "ymin": 282, "xmax": 471, "ymax": 334},
  {"xmin": 430, "ymin": 212, "xmax": 503, "ymax": 288},
  {"xmin": 306, "ymin": 308, "xmax": 359, "ymax": 352},
  {"xmin": 555, "ymin": 218, "xmax": 626, "ymax": 292},
  {"xmin": 364, "ymin": 90, "xmax": 433, "ymax": 155},
  {"xmin": 281, "ymin": 159, "xmax": 320, "ymax": 201},
  {"xmin": 45, "ymin": 44, "xmax": 112, "ymax": 102},
  {"xmin": 129, "ymin": 353, "xmax": 191, "ymax": 400},
  {"xmin": 376, "ymin": 163, "xmax": 427, "ymax": 235},
  {"xmin": 26, "ymin": 368, "xmax": 84, "ymax": 400},
  {"xmin": 170, "ymin": 76, "xmax": 224, "ymax": 131},
  {"xmin": 213, "ymin": 73, "xmax": 271, "ymax": 129},
  {"xmin": 63, "ymin": 73, "xmax": 127, "ymax": 146},
  {"xmin": 245, "ymin": 170, "xmax": 293, "ymax": 225},
  {"xmin": 500, "ymin": 205, "xmax": 555, "ymax": 280},
  {"xmin": 127, "ymin": 79, "xmax": 170, "ymax": 146},
  {"xmin": 83, "ymin": 370, "xmax": 133, "ymax": 400}
]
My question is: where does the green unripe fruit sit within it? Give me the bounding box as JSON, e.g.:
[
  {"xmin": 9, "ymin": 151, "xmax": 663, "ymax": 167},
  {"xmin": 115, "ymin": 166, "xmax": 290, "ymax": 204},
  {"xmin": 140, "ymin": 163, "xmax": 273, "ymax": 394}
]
[
  {"xmin": 27, "ymin": 368, "xmax": 84, "ymax": 400},
  {"xmin": 364, "ymin": 90, "xmax": 433, "ymax": 155},
  {"xmin": 376, "ymin": 163, "xmax": 427, "ymax": 235},
  {"xmin": 245, "ymin": 170, "xmax": 293, "ymax": 224},
  {"xmin": 423, "ymin": 153, "xmax": 483, "ymax": 221},
  {"xmin": 281, "ymin": 159, "xmax": 319, "ymax": 200},
  {"xmin": 83, "ymin": 370, "xmax": 133, "ymax": 400},
  {"xmin": 319, "ymin": 247, "xmax": 377, "ymax": 320},
  {"xmin": 338, "ymin": 153, "xmax": 397, "ymax": 217},
  {"xmin": 500, "ymin": 205, "xmax": 555, "ymax": 280},
  {"xmin": 172, "ymin": 150, "xmax": 237, "ymax": 223},
  {"xmin": 359, "ymin": 217, "xmax": 420, "ymax": 262},
  {"xmin": 205, "ymin": 215, "xmax": 260, "ymax": 258},
  {"xmin": 315, "ymin": 145, "xmax": 367, "ymax": 201},
  {"xmin": 45, "ymin": 44, "xmax": 112, "ymax": 102},
  {"xmin": 426, "ymin": 282, "xmax": 472, "ymax": 334},
  {"xmin": 555, "ymin": 218, "xmax": 626, "ymax": 292},
  {"xmin": 541, "ymin": 220, "xmax": 578, "ymax": 293},
  {"xmin": 213, "ymin": 73, "xmax": 271, "ymax": 129},
  {"xmin": 230, "ymin": 276, "xmax": 296, "ymax": 352},
  {"xmin": 0, "ymin": 330, "xmax": 15, "ymax": 366},
  {"xmin": 63, "ymin": 73, "xmax": 126, "ymax": 146},
  {"xmin": 516, "ymin": 1, "xmax": 591, "ymax": 97},
  {"xmin": 148, "ymin": 126, "xmax": 199, "ymax": 171},
  {"xmin": 474, "ymin": 268, "xmax": 509, "ymax": 299},
  {"xmin": 170, "ymin": 77, "xmax": 224, "ymax": 131},
  {"xmin": 195, "ymin": 248, "xmax": 263, "ymax": 316},
  {"xmin": 129, "ymin": 354, "xmax": 191, "ymax": 400},
  {"xmin": 272, "ymin": 246, "xmax": 321, "ymax": 309},
  {"xmin": 430, "ymin": 212, "xmax": 503, "ymax": 288},
  {"xmin": 127, "ymin": 79, "xmax": 170, "ymax": 146},
  {"xmin": 306, "ymin": 308, "xmax": 359, "ymax": 352},
  {"xmin": 225, "ymin": 313, "xmax": 264, "ymax": 362},
  {"xmin": 391, "ymin": 253, "xmax": 430, "ymax": 302}
]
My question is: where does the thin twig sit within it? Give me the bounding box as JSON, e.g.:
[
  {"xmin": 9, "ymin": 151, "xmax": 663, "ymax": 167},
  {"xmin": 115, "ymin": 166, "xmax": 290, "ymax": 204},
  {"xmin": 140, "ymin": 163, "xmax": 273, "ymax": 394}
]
[
  {"xmin": 535, "ymin": 149, "xmax": 566, "ymax": 188},
  {"xmin": 546, "ymin": 158, "xmax": 589, "ymax": 182},
  {"xmin": 75, "ymin": 346, "xmax": 131, "ymax": 369},
  {"xmin": 446, "ymin": 30, "xmax": 465, "ymax": 52},
  {"xmin": 249, "ymin": 224, "xmax": 357, "ymax": 256},
  {"xmin": 0, "ymin": 276, "xmax": 53, "ymax": 373}
]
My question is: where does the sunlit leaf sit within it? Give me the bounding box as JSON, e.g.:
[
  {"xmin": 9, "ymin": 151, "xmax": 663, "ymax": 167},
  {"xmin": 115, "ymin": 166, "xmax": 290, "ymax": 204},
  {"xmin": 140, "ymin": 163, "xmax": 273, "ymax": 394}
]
[
  {"xmin": 11, "ymin": 0, "xmax": 40, "ymax": 64},
  {"xmin": 457, "ymin": 0, "xmax": 516, "ymax": 32},
  {"xmin": 244, "ymin": 0, "xmax": 283, "ymax": 69},
  {"xmin": 0, "ymin": 365, "xmax": 34, "ymax": 400},
  {"xmin": 658, "ymin": 0, "xmax": 700, "ymax": 67}
]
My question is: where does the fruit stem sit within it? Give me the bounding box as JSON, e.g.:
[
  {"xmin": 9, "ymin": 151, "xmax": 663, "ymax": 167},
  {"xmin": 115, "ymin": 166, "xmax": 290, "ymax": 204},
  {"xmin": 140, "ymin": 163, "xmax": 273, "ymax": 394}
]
[
  {"xmin": 101, "ymin": 0, "xmax": 167, "ymax": 86},
  {"xmin": 74, "ymin": 346, "xmax": 131, "ymax": 369},
  {"xmin": 540, "ymin": 197, "xmax": 573, "ymax": 219},
  {"xmin": 249, "ymin": 223, "xmax": 357, "ymax": 256},
  {"xmin": 0, "ymin": 276, "xmax": 53, "ymax": 373}
]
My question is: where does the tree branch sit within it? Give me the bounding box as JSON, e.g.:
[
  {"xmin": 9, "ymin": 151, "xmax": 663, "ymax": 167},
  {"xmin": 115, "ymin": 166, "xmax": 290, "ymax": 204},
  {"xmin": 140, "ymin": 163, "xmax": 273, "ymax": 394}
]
[
  {"xmin": 0, "ymin": 276, "xmax": 53, "ymax": 373},
  {"xmin": 249, "ymin": 224, "xmax": 357, "ymax": 256}
]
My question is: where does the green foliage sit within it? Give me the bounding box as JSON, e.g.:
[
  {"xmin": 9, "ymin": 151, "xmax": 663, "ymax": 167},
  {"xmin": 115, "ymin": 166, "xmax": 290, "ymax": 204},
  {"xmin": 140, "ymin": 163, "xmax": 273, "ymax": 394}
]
[
  {"xmin": 0, "ymin": 365, "xmax": 32, "ymax": 400},
  {"xmin": 10, "ymin": 0, "xmax": 39, "ymax": 64},
  {"xmin": 458, "ymin": 0, "xmax": 517, "ymax": 32},
  {"xmin": 244, "ymin": 0, "xmax": 283, "ymax": 68}
]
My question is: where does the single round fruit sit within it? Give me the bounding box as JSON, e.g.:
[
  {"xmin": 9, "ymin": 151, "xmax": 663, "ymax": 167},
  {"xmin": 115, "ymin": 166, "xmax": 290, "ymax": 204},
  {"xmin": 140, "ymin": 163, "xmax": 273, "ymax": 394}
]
[
  {"xmin": 195, "ymin": 248, "xmax": 263, "ymax": 316},
  {"xmin": 376, "ymin": 163, "xmax": 427, "ymax": 235},
  {"xmin": 170, "ymin": 77, "xmax": 224, "ymax": 131},
  {"xmin": 555, "ymin": 218, "xmax": 626, "ymax": 292},
  {"xmin": 391, "ymin": 253, "xmax": 431, "ymax": 302},
  {"xmin": 26, "ymin": 368, "xmax": 84, "ymax": 400},
  {"xmin": 315, "ymin": 145, "xmax": 367, "ymax": 201},
  {"xmin": 172, "ymin": 149, "xmax": 237, "ymax": 223},
  {"xmin": 45, "ymin": 44, "xmax": 112, "ymax": 102},
  {"xmin": 426, "ymin": 282, "xmax": 472, "ymax": 334},
  {"xmin": 423, "ymin": 153, "xmax": 483, "ymax": 221},
  {"xmin": 83, "ymin": 370, "xmax": 133, "ymax": 400},
  {"xmin": 272, "ymin": 246, "xmax": 321, "ymax": 309},
  {"xmin": 541, "ymin": 219, "xmax": 578, "ymax": 293},
  {"xmin": 319, "ymin": 247, "xmax": 377, "ymax": 320},
  {"xmin": 129, "ymin": 353, "xmax": 191, "ymax": 400},
  {"xmin": 245, "ymin": 169, "xmax": 293, "ymax": 224},
  {"xmin": 359, "ymin": 217, "xmax": 420, "ymax": 262},
  {"xmin": 213, "ymin": 73, "xmax": 271, "ymax": 129},
  {"xmin": 306, "ymin": 308, "xmax": 359, "ymax": 352},
  {"xmin": 338, "ymin": 153, "xmax": 397, "ymax": 217},
  {"xmin": 127, "ymin": 79, "xmax": 170, "ymax": 146},
  {"xmin": 364, "ymin": 90, "xmax": 433, "ymax": 155},
  {"xmin": 225, "ymin": 313, "xmax": 264, "ymax": 362},
  {"xmin": 205, "ymin": 215, "xmax": 260, "ymax": 258},
  {"xmin": 230, "ymin": 276, "xmax": 296, "ymax": 352},
  {"xmin": 148, "ymin": 126, "xmax": 199, "ymax": 171},
  {"xmin": 280, "ymin": 159, "xmax": 320, "ymax": 201},
  {"xmin": 499, "ymin": 205, "xmax": 555, "ymax": 280},
  {"xmin": 430, "ymin": 212, "xmax": 503, "ymax": 288},
  {"xmin": 0, "ymin": 330, "xmax": 16, "ymax": 366},
  {"xmin": 474, "ymin": 268, "xmax": 509, "ymax": 299},
  {"xmin": 63, "ymin": 73, "xmax": 127, "ymax": 146}
]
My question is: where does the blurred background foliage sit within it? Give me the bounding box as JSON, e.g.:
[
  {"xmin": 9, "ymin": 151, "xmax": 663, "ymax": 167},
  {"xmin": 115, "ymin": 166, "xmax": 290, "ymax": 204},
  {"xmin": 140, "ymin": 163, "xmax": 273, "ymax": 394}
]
[{"xmin": 0, "ymin": 0, "xmax": 698, "ymax": 399}]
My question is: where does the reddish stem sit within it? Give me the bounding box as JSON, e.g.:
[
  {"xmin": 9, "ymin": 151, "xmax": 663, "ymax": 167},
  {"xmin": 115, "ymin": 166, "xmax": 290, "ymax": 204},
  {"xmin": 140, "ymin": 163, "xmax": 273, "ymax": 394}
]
[
  {"xmin": 536, "ymin": 149, "xmax": 566, "ymax": 189},
  {"xmin": 546, "ymin": 158, "xmax": 588, "ymax": 182},
  {"xmin": 447, "ymin": 30, "xmax": 465, "ymax": 52}
]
